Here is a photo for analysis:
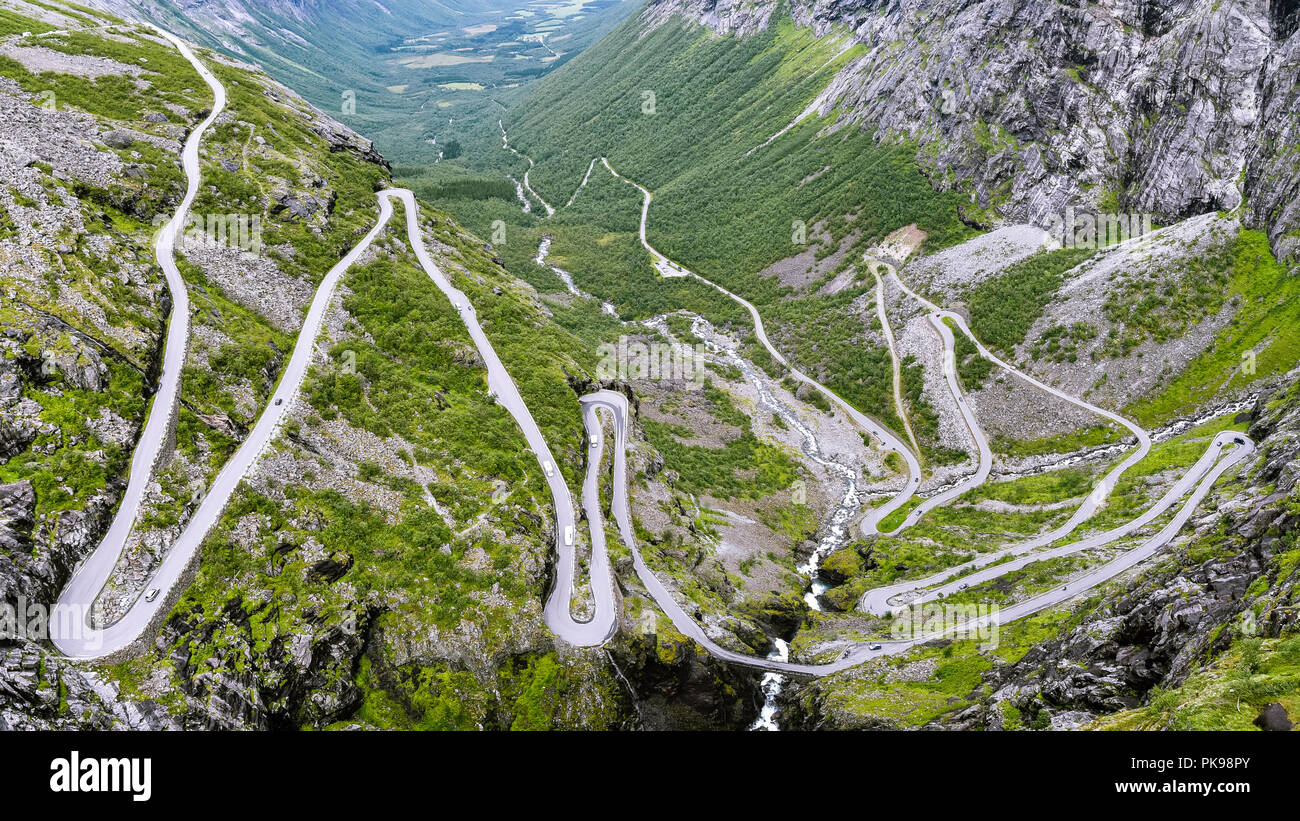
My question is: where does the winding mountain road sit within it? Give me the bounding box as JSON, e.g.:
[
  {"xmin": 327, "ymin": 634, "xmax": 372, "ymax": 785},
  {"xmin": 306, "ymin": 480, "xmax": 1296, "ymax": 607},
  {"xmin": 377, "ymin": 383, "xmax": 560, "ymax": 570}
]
[
  {"xmin": 53, "ymin": 36, "xmax": 614, "ymax": 657},
  {"xmin": 388, "ymin": 189, "xmax": 613, "ymax": 646},
  {"xmin": 600, "ymin": 157, "xmax": 924, "ymax": 525},
  {"xmin": 55, "ymin": 183, "xmax": 621, "ymax": 655},
  {"xmin": 51, "ymin": 26, "xmax": 228, "ymax": 657},
  {"xmin": 581, "ymin": 392, "xmax": 1253, "ymax": 674},
  {"xmin": 499, "ymin": 120, "xmax": 555, "ymax": 216},
  {"xmin": 51, "ymin": 33, "xmax": 1256, "ymax": 677},
  {"xmin": 861, "ymin": 430, "xmax": 1252, "ymax": 616},
  {"xmin": 566, "ymin": 158, "xmax": 598, "ymax": 207},
  {"xmin": 857, "ymin": 258, "xmax": 1169, "ymax": 614},
  {"xmin": 872, "ymin": 264, "xmax": 922, "ymax": 458},
  {"xmin": 584, "ymin": 160, "xmax": 1256, "ymax": 672},
  {"xmin": 580, "ymin": 391, "xmax": 909, "ymax": 673},
  {"xmin": 859, "ymin": 310, "xmax": 994, "ymax": 535}
]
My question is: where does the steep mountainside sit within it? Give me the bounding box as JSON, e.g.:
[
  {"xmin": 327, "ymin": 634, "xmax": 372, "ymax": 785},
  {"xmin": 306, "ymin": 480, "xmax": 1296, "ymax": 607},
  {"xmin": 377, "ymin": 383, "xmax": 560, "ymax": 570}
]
[
  {"xmin": 490, "ymin": 2, "xmax": 1294, "ymax": 454},
  {"xmin": 647, "ymin": 0, "xmax": 1300, "ymax": 265},
  {"xmin": 780, "ymin": 372, "xmax": 1300, "ymax": 730},
  {"xmin": 4, "ymin": 0, "xmax": 1298, "ymax": 734}
]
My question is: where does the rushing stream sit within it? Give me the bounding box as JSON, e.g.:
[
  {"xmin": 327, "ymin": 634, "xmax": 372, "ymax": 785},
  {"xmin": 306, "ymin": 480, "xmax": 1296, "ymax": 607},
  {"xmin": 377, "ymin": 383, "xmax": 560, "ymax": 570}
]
[
  {"xmin": 665, "ymin": 316, "xmax": 865, "ymax": 730},
  {"xmin": 991, "ymin": 395, "xmax": 1259, "ymax": 483},
  {"xmin": 749, "ymin": 639, "xmax": 790, "ymax": 731},
  {"xmin": 535, "ymin": 237, "xmax": 618, "ymax": 314},
  {"xmin": 687, "ymin": 317, "xmax": 863, "ymax": 609}
]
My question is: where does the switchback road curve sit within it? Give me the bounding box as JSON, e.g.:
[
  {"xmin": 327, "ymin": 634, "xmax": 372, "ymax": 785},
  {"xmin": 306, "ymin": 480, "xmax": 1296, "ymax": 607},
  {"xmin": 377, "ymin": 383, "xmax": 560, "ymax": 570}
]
[
  {"xmin": 52, "ymin": 26, "xmax": 228, "ymax": 658},
  {"xmin": 585, "ymin": 162, "xmax": 1256, "ymax": 672},
  {"xmin": 54, "ymin": 32, "xmax": 615, "ymax": 654}
]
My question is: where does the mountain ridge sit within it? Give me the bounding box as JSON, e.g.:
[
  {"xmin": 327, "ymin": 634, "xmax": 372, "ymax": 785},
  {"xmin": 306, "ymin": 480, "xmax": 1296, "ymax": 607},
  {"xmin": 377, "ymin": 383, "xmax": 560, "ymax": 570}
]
[{"xmin": 638, "ymin": 0, "xmax": 1300, "ymax": 265}]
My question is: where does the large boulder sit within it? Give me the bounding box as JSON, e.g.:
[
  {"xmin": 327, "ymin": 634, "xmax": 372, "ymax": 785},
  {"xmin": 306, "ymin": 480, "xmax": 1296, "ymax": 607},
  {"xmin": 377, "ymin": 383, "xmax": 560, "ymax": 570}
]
[
  {"xmin": 101, "ymin": 130, "xmax": 134, "ymax": 149},
  {"xmin": 1253, "ymin": 702, "xmax": 1294, "ymax": 731}
]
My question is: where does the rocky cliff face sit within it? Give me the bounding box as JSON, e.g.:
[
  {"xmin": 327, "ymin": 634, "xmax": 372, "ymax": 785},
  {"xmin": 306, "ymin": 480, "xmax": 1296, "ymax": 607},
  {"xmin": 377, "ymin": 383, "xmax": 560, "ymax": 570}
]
[{"xmin": 644, "ymin": 0, "xmax": 1300, "ymax": 265}]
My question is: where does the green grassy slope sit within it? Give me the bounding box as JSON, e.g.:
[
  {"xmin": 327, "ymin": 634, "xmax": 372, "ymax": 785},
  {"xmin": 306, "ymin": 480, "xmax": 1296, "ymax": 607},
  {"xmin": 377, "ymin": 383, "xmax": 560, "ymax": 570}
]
[
  {"xmin": 410, "ymin": 9, "xmax": 977, "ymax": 453},
  {"xmin": 508, "ymin": 14, "xmax": 974, "ymax": 286}
]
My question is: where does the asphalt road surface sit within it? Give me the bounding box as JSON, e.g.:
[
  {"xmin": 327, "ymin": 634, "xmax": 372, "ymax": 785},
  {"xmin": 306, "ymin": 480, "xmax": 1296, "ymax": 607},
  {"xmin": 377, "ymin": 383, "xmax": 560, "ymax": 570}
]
[{"xmin": 52, "ymin": 26, "xmax": 229, "ymax": 658}]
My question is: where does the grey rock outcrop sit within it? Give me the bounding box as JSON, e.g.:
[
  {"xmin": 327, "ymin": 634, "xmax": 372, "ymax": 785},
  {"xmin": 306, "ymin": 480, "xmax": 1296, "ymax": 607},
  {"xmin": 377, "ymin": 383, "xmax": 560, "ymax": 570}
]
[
  {"xmin": 647, "ymin": 0, "xmax": 1300, "ymax": 265},
  {"xmin": 0, "ymin": 482, "xmax": 36, "ymax": 558},
  {"xmin": 0, "ymin": 646, "xmax": 181, "ymax": 730},
  {"xmin": 101, "ymin": 129, "xmax": 135, "ymax": 149},
  {"xmin": 310, "ymin": 117, "xmax": 390, "ymax": 171}
]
